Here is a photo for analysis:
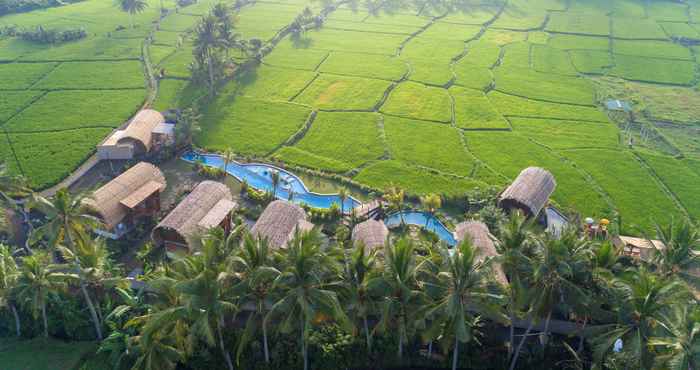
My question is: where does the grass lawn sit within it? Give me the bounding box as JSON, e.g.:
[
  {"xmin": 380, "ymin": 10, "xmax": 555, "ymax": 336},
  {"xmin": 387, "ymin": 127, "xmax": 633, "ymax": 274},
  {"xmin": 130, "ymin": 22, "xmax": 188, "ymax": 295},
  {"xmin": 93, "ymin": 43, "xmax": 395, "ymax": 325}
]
[
  {"xmin": 319, "ymin": 51, "xmax": 407, "ymax": 81},
  {"xmin": 33, "ymin": 61, "xmax": 145, "ymax": 89},
  {"xmin": 383, "ymin": 115, "xmax": 476, "ymax": 176},
  {"xmin": 198, "ymin": 96, "xmax": 311, "ymax": 156},
  {"xmin": 0, "ymin": 90, "xmax": 44, "ymax": 123},
  {"xmin": 275, "ymin": 112, "xmax": 383, "ymax": 172},
  {"xmin": 609, "ymin": 55, "xmax": 695, "ymax": 85},
  {"xmin": 450, "ymin": 86, "xmax": 509, "ymax": 129},
  {"xmin": 381, "ymin": 82, "xmax": 452, "ymax": 122},
  {"xmin": 509, "ymin": 117, "xmax": 620, "ymax": 149},
  {"xmin": 9, "ymin": 127, "xmax": 112, "ymax": 189},
  {"xmin": 487, "ymin": 91, "xmax": 610, "ymax": 122},
  {"xmin": 0, "ymin": 337, "xmax": 97, "ymax": 370},
  {"xmin": 0, "ymin": 62, "xmax": 58, "ymax": 89},
  {"xmin": 4, "ymin": 89, "xmax": 145, "ymax": 132},
  {"xmin": 466, "ymin": 131, "xmax": 611, "ymax": 217},
  {"xmin": 294, "ymin": 74, "xmax": 391, "ymax": 110},
  {"xmin": 563, "ymin": 149, "xmax": 681, "ymax": 233},
  {"xmin": 637, "ymin": 152, "xmax": 700, "ymax": 220},
  {"xmin": 494, "ymin": 66, "xmax": 596, "ymax": 105},
  {"xmin": 353, "ymin": 160, "xmax": 485, "ymax": 196},
  {"xmin": 569, "ymin": 50, "xmax": 612, "ymax": 74},
  {"xmin": 153, "ymin": 79, "xmax": 204, "ymax": 111},
  {"xmin": 236, "ymin": 64, "xmax": 317, "ymax": 101}
]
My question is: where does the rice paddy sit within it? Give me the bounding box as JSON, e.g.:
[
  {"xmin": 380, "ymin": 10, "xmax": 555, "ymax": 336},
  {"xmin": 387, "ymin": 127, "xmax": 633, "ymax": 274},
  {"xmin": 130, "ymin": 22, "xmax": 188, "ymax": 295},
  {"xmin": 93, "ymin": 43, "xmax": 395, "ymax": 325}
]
[{"xmin": 4, "ymin": 0, "xmax": 700, "ymax": 234}]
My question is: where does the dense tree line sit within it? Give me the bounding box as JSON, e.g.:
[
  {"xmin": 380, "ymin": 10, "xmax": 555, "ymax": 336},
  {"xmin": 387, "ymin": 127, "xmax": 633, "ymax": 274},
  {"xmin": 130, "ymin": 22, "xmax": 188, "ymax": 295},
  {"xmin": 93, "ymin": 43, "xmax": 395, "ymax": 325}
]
[
  {"xmin": 0, "ymin": 0, "xmax": 82, "ymax": 16},
  {"xmin": 1, "ymin": 165, "xmax": 698, "ymax": 370}
]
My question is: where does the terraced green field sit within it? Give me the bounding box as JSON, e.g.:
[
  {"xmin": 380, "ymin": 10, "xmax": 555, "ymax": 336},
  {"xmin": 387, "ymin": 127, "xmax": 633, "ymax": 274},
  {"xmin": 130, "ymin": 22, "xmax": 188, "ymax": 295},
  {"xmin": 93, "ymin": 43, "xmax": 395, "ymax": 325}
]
[{"xmin": 4, "ymin": 0, "xmax": 700, "ymax": 235}]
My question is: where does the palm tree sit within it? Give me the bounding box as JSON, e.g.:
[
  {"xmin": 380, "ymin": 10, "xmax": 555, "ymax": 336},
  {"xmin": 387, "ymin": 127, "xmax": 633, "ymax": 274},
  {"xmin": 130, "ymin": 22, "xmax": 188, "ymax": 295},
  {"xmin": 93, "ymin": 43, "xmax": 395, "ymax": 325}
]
[
  {"xmin": 650, "ymin": 219, "xmax": 699, "ymax": 278},
  {"xmin": 212, "ymin": 3, "xmax": 238, "ymax": 60},
  {"xmin": 222, "ymin": 148, "xmax": 235, "ymax": 175},
  {"xmin": 176, "ymin": 107, "xmax": 201, "ymax": 148},
  {"xmin": 422, "ymin": 239, "xmax": 506, "ymax": 370},
  {"xmin": 270, "ymin": 170, "xmax": 281, "ymax": 199},
  {"xmin": 649, "ymin": 303, "xmax": 699, "ymax": 370},
  {"xmin": 30, "ymin": 189, "xmax": 105, "ymax": 340},
  {"xmin": 344, "ymin": 241, "xmax": 378, "ymax": 352},
  {"xmin": 419, "ymin": 193, "xmax": 441, "ymax": 226},
  {"xmin": 132, "ymin": 331, "xmax": 183, "ymax": 370},
  {"xmin": 15, "ymin": 252, "xmax": 71, "ymax": 337},
  {"xmin": 266, "ymin": 228, "xmax": 349, "ymax": 370},
  {"xmin": 194, "ymin": 15, "xmax": 222, "ymax": 97},
  {"xmin": 0, "ymin": 244, "xmax": 21, "ymax": 336},
  {"xmin": 0, "ymin": 164, "xmax": 29, "ymax": 246},
  {"xmin": 231, "ymin": 234, "xmax": 279, "ymax": 364},
  {"xmin": 591, "ymin": 268, "xmax": 691, "ymax": 370},
  {"xmin": 115, "ymin": 0, "xmax": 148, "ymax": 29},
  {"xmin": 384, "ymin": 185, "xmax": 405, "ymax": 225},
  {"xmin": 369, "ymin": 238, "xmax": 426, "ymax": 361},
  {"xmin": 338, "ymin": 187, "xmax": 349, "ymax": 216}
]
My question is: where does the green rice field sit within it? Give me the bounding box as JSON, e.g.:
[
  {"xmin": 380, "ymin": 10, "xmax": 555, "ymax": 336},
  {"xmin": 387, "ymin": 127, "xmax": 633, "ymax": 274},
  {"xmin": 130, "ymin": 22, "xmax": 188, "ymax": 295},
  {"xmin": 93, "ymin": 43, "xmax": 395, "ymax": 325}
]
[{"xmin": 3, "ymin": 0, "xmax": 700, "ymax": 235}]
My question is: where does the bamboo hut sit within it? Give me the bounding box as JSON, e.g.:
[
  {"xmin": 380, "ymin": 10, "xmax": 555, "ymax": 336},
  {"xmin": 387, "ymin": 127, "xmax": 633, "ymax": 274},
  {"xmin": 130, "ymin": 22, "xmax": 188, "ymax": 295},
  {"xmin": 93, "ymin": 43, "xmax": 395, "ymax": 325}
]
[
  {"xmin": 454, "ymin": 221, "xmax": 508, "ymax": 286},
  {"xmin": 98, "ymin": 109, "xmax": 166, "ymax": 160},
  {"xmin": 152, "ymin": 181, "xmax": 237, "ymax": 251},
  {"xmin": 612, "ymin": 236, "xmax": 665, "ymax": 261},
  {"xmin": 84, "ymin": 162, "xmax": 166, "ymax": 239},
  {"xmin": 352, "ymin": 219, "xmax": 389, "ymax": 250},
  {"xmin": 499, "ymin": 167, "xmax": 556, "ymax": 219},
  {"xmin": 251, "ymin": 200, "xmax": 313, "ymax": 249}
]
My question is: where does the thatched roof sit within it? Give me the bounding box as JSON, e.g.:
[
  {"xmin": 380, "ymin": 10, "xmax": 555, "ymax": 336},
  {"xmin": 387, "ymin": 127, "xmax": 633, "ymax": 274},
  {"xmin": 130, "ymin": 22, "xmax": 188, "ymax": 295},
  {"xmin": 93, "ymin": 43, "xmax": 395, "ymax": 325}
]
[
  {"xmin": 86, "ymin": 162, "xmax": 166, "ymax": 230},
  {"xmin": 455, "ymin": 221, "xmax": 508, "ymax": 286},
  {"xmin": 117, "ymin": 109, "xmax": 164, "ymax": 153},
  {"xmin": 152, "ymin": 181, "xmax": 236, "ymax": 247},
  {"xmin": 352, "ymin": 219, "xmax": 389, "ymax": 249},
  {"xmin": 499, "ymin": 167, "xmax": 556, "ymax": 217},
  {"xmin": 251, "ymin": 200, "xmax": 312, "ymax": 249}
]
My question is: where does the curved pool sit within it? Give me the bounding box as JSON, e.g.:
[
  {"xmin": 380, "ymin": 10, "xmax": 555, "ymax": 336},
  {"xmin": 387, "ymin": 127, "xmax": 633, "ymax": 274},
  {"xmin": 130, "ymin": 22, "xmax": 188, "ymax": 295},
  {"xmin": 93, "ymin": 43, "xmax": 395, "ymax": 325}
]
[
  {"xmin": 385, "ymin": 211, "xmax": 457, "ymax": 246},
  {"xmin": 182, "ymin": 152, "xmax": 361, "ymax": 211}
]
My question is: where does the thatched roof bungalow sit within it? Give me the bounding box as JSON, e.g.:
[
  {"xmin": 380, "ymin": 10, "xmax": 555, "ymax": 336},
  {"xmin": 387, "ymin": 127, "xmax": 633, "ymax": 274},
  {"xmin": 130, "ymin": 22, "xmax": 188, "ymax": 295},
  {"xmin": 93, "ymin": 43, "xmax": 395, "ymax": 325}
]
[
  {"xmin": 84, "ymin": 162, "xmax": 166, "ymax": 239},
  {"xmin": 352, "ymin": 219, "xmax": 389, "ymax": 250},
  {"xmin": 251, "ymin": 200, "xmax": 313, "ymax": 249},
  {"xmin": 612, "ymin": 235, "xmax": 665, "ymax": 261},
  {"xmin": 152, "ymin": 181, "xmax": 237, "ymax": 251},
  {"xmin": 499, "ymin": 167, "xmax": 556, "ymax": 219},
  {"xmin": 98, "ymin": 109, "xmax": 166, "ymax": 160},
  {"xmin": 454, "ymin": 221, "xmax": 508, "ymax": 286}
]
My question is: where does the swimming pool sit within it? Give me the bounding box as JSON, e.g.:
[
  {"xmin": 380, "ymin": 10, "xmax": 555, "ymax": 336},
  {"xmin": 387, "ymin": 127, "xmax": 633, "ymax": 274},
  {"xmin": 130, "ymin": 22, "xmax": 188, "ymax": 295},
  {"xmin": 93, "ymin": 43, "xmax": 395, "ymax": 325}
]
[
  {"xmin": 385, "ymin": 211, "xmax": 457, "ymax": 246},
  {"xmin": 182, "ymin": 151, "xmax": 361, "ymax": 211}
]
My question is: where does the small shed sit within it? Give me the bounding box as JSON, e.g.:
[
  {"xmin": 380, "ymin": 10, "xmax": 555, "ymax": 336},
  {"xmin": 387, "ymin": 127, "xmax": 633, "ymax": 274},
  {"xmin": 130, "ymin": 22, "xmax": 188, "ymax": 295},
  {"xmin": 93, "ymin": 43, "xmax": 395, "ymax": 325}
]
[
  {"xmin": 84, "ymin": 162, "xmax": 166, "ymax": 239},
  {"xmin": 612, "ymin": 235, "xmax": 665, "ymax": 261},
  {"xmin": 454, "ymin": 221, "xmax": 508, "ymax": 286},
  {"xmin": 97, "ymin": 109, "xmax": 166, "ymax": 160},
  {"xmin": 605, "ymin": 99, "xmax": 632, "ymax": 112},
  {"xmin": 352, "ymin": 219, "xmax": 389, "ymax": 250},
  {"xmin": 251, "ymin": 200, "xmax": 313, "ymax": 249},
  {"xmin": 152, "ymin": 181, "xmax": 237, "ymax": 251},
  {"xmin": 499, "ymin": 167, "xmax": 556, "ymax": 219}
]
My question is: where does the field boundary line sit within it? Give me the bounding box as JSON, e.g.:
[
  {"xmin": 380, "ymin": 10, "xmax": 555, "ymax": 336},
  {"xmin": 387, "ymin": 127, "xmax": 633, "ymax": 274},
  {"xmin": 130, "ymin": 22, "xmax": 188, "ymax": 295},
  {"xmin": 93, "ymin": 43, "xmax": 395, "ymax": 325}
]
[
  {"xmin": 4, "ymin": 125, "xmax": 117, "ymax": 134},
  {"xmin": 491, "ymin": 88, "xmax": 597, "ymax": 107},
  {"xmin": 26, "ymin": 62, "xmax": 62, "ymax": 91},
  {"xmin": 269, "ymin": 109, "xmax": 318, "ymax": 157},
  {"xmin": 2, "ymin": 128, "xmax": 25, "ymax": 177},
  {"xmin": 0, "ymin": 90, "xmax": 48, "ymax": 128},
  {"xmin": 503, "ymin": 114, "xmax": 611, "ymax": 124},
  {"xmin": 288, "ymin": 72, "xmax": 320, "ymax": 102},
  {"xmin": 18, "ymin": 58, "xmax": 141, "ymax": 63},
  {"xmin": 632, "ymin": 151, "xmax": 691, "ymax": 219},
  {"xmin": 379, "ymin": 112, "xmax": 451, "ymax": 125},
  {"xmin": 376, "ymin": 114, "xmax": 391, "ymax": 160}
]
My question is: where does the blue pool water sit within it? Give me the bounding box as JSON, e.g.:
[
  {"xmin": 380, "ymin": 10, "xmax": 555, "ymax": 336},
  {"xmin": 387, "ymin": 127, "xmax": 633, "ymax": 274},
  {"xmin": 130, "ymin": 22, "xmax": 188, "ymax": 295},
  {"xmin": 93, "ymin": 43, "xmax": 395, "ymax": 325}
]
[
  {"xmin": 182, "ymin": 152, "xmax": 360, "ymax": 211},
  {"xmin": 385, "ymin": 211, "xmax": 457, "ymax": 246}
]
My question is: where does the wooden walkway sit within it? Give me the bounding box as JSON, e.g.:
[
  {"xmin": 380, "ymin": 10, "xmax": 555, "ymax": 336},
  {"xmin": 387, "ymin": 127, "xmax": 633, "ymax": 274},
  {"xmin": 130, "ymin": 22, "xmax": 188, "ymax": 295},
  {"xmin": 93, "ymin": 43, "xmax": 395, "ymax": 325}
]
[{"xmin": 353, "ymin": 199, "xmax": 385, "ymax": 218}]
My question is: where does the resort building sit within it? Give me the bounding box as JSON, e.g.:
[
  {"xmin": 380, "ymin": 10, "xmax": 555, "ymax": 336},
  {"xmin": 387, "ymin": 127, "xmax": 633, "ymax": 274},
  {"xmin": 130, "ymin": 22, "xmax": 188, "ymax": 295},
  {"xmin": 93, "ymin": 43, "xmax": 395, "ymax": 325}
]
[
  {"xmin": 84, "ymin": 162, "xmax": 167, "ymax": 239},
  {"xmin": 499, "ymin": 167, "xmax": 556, "ymax": 220},
  {"xmin": 251, "ymin": 200, "xmax": 313, "ymax": 249},
  {"xmin": 454, "ymin": 221, "xmax": 508, "ymax": 286},
  {"xmin": 97, "ymin": 109, "xmax": 174, "ymax": 160},
  {"xmin": 152, "ymin": 181, "xmax": 237, "ymax": 251},
  {"xmin": 612, "ymin": 235, "xmax": 665, "ymax": 261},
  {"xmin": 352, "ymin": 219, "xmax": 389, "ymax": 250}
]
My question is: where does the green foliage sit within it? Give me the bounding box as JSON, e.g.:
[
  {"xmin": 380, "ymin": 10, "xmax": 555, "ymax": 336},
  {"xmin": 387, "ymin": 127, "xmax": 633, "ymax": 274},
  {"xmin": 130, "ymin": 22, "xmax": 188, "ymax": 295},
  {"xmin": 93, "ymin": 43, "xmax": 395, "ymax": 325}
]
[
  {"xmin": 294, "ymin": 74, "xmax": 391, "ymax": 110},
  {"xmin": 569, "ymin": 49, "xmax": 612, "ymax": 74},
  {"xmin": 613, "ymin": 39, "xmax": 692, "ymax": 60},
  {"xmin": 0, "ymin": 90, "xmax": 43, "ymax": 123},
  {"xmin": 487, "ymin": 91, "xmax": 610, "ymax": 122},
  {"xmin": 453, "ymin": 62, "xmax": 493, "ymax": 91},
  {"xmin": 0, "ymin": 338, "xmax": 97, "ymax": 370},
  {"xmin": 0, "ymin": 62, "xmax": 57, "ymax": 89},
  {"xmin": 547, "ymin": 12, "xmax": 610, "ymax": 36},
  {"xmin": 406, "ymin": 58, "xmax": 453, "ymax": 86},
  {"xmin": 531, "ymin": 44, "xmax": 577, "ymax": 76},
  {"xmin": 609, "ymin": 55, "xmax": 695, "ymax": 85},
  {"xmin": 450, "ymin": 86, "xmax": 509, "ymax": 129},
  {"xmin": 460, "ymin": 40, "xmax": 501, "ymax": 67},
  {"xmin": 494, "ymin": 66, "xmax": 596, "ymax": 105},
  {"xmin": 237, "ymin": 64, "xmax": 317, "ymax": 101},
  {"xmin": 264, "ymin": 44, "xmax": 328, "ymax": 71},
  {"xmin": 381, "ymin": 82, "xmax": 452, "ymax": 122},
  {"xmin": 33, "ymin": 61, "xmax": 145, "ymax": 89},
  {"xmin": 637, "ymin": 152, "xmax": 700, "ymax": 220},
  {"xmin": 318, "ymin": 51, "xmax": 406, "ymax": 81},
  {"xmin": 509, "ymin": 117, "xmax": 620, "ymax": 149},
  {"xmin": 547, "ymin": 34, "xmax": 610, "ymax": 51}
]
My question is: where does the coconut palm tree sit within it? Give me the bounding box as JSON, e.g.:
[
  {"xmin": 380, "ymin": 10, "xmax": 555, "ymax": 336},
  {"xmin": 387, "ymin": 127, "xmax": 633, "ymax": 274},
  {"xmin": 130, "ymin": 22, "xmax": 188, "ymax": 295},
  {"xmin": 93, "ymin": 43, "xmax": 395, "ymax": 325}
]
[
  {"xmin": 591, "ymin": 268, "xmax": 691, "ymax": 370},
  {"xmin": 231, "ymin": 234, "xmax": 279, "ymax": 364},
  {"xmin": 649, "ymin": 303, "xmax": 699, "ymax": 370},
  {"xmin": 0, "ymin": 164, "xmax": 29, "ymax": 246},
  {"xmin": 222, "ymin": 148, "xmax": 235, "ymax": 175},
  {"xmin": 15, "ymin": 252, "xmax": 71, "ymax": 337},
  {"xmin": 0, "ymin": 244, "xmax": 21, "ymax": 336},
  {"xmin": 176, "ymin": 107, "xmax": 201, "ymax": 148},
  {"xmin": 419, "ymin": 193, "xmax": 441, "ymax": 227},
  {"xmin": 650, "ymin": 219, "xmax": 699, "ymax": 278},
  {"xmin": 369, "ymin": 237, "xmax": 426, "ymax": 361},
  {"xmin": 384, "ymin": 185, "xmax": 405, "ymax": 225},
  {"xmin": 270, "ymin": 170, "xmax": 281, "ymax": 199},
  {"xmin": 338, "ymin": 187, "xmax": 349, "ymax": 216},
  {"xmin": 132, "ymin": 330, "xmax": 183, "ymax": 370},
  {"xmin": 266, "ymin": 228, "xmax": 349, "ymax": 370},
  {"xmin": 344, "ymin": 241, "xmax": 378, "ymax": 352},
  {"xmin": 194, "ymin": 15, "xmax": 222, "ymax": 97},
  {"xmin": 115, "ymin": 0, "xmax": 148, "ymax": 29},
  {"xmin": 30, "ymin": 189, "xmax": 105, "ymax": 340},
  {"xmin": 212, "ymin": 2, "xmax": 238, "ymax": 60},
  {"xmin": 422, "ymin": 239, "xmax": 506, "ymax": 370}
]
